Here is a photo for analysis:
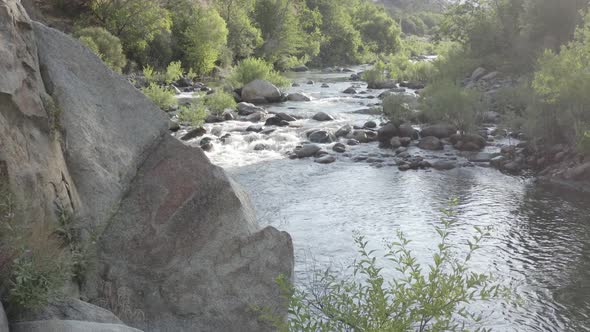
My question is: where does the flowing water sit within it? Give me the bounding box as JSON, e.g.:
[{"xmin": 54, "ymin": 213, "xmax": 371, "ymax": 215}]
[{"xmin": 181, "ymin": 68, "xmax": 590, "ymax": 331}]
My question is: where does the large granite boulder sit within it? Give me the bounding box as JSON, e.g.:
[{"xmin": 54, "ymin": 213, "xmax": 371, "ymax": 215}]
[
  {"xmin": 0, "ymin": 0, "xmax": 79, "ymax": 224},
  {"xmin": 11, "ymin": 299, "xmax": 123, "ymax": 325},
  {"xmin": 420, "ymin": 124, "xmax": 456, "ymax": 139},
  {"xmin": 10, "ymin": 320, "xmax": 143, "ymax": 332},
  {"xmin": 0, "ymin": 3, "xmax": 294, "ymax": 331},
  {"xmin": 1, "ymin": 301, "xmax": 7, "ymax": 332},
  {"xmin": 241, "ymin": 80, "xmax": 282, "ymax": 103}
]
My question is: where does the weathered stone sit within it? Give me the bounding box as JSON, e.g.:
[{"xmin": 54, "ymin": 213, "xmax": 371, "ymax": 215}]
[
  {"xmin": 12, "ymin": 299, "xmax": 123, "ymax": 325},
  {"xmin": 10, "ymin": 320, "xmax": 143, "ymax": 332},
  {"xmin": 420, "ymin": 124, "xmax": 456, "ymax": 139},
  {"xmin": 308, "ymin": 130, "xmax": 335, "ymax": 143},
  {"xmin": 241, "ymin": 80, "xmax": 282, "ymax": 103},
  {"xmin": 275, "ymin": 112, "xmax": 297, "ymax": 122},
  {"xmin": 0, "ymin": 301, "xmax": 7, "ymax": 332},
  {"xmin": 398, "ymin": 124, "xmax": 418, "ymax": 139},
  {"xmin": 343, "ymin": 87, "xmax": 357, "ymax": 94},
  {"xmin": 466, "ymin": 152, "xmax": 496, "ymax": 162},
  {"xmin": 245, "ymin": 111, "xmax": 265, "ymax": 122},
  {"xmin": 399, "ymin": 137, "xmax": 412, "ymax": 147},
  {"xmin": 287, "ymin": 92, "xmax": 312, "ymax": 102},
  {"xmin": 377, "ymin": 123, "xmax": 398, "ymax": 142},
  {"xmin": 390, "ymin": 137, "xmax": 402, "ymax": 149},
  {"xmin": 470, "ymin": 67, "xmax": 487, "ymax": 81},
  {"xmin": 97, "ymin": 136, "xmax": 293, "ymax": 331},
  {"xmin": 364, "ymin": 121, "xmax": 377, "ymax": 129},
  {"xmin": 451, "ymin": 134, "xmax": 486, "ymax": 151},
  {"xmin": 418, "ymin": 136, "xmax": 443, "ymax": 150},
  {"xmin": 347, "ymin": 139, "xmax": 360, "ymax": 146},
  {"xmin": 237, "ymin": 102, "xmax": 265, "ymax": 115},
  {"xmin": 295, "ymin": 144, "xmax": 321, "ymax": 158},
  {"xmin": 335, "ymin": 125, "xmax": 352, "ymax": 138},
  {"xmin": 312, "ymin": 112, "xmax": 334, "ymax": 121},
  {"xmin": 265, "ymin": 116, "xmax": 289, "ymax": 127},
  {"xmin": 245, "ymin": 125, "xmax": 263, "ymax": 133},
  {"xmin": 333, "ymin": 143, "xmax": 346, "ymax": 153},
  {"xmin": 180, "ymin": 127, "xmax": 206, "ymax": 141},
  {"xmin": 315, "ymin": 155, "xmax": 336, "ymax": 164}
]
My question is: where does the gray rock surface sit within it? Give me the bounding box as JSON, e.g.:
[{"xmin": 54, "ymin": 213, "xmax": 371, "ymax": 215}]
[
  {"xmin": 97, "ymin": 136, "xmax": 293, "ymax": 332},
  {"xmin": 420, "ymin": 124, "xmax": 456, "ymax": 139},
  {"xmin": 308, "ymin": 130, "xmax": 335, "ymax": 143},
  {"xmin": 418, "ymin": 136, "xmax": 443, "ymax": 150},
  {"xmin": 34, "ymin": 21, "xmax": 169, "ymax": 229},
  {"xmin": 12, "ymin": 299, "xmax": 122, "ymax": 325},
  {"xmin": 287, "ymin": 92, "xmax": 312, "ymax": 101},
  {"xmin": 237, "ymin": 102, "xmax": 265, "ymax": 115},
  {"xmin": 315, "ymin": 155, "xmax": 336, "ymax": 164},
  {"xmin": 312, "ymin": 112, "xmax": 334, "ymax": 121},
  {"xmin": 10, "ymin": 320, "xmax": 143, "ymax": 332},
  {"xmin": 241, "ymin": 80, "xmax": 282, "ymax": 103},
  {"xmin": 295, "ymin": 144, "xmax": 321, "ymax": 158}
]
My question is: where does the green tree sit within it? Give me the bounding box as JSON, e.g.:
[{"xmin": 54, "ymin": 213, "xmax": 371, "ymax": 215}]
[
  {"xmin": 215, "ymin": 0, "xmax": 263, "ymax": 60},
  {"xmin": 76, "ymin": 26, "xmax": 127, "ymax": 72},
  {"xmin": 87, "ymin": 0, "xmax": 172, "ymax": 60},
  {"xmin": 353, "ymin": 3, "xmax": 402, "ymax": 55},
  {"xmin": 176, "ymin": 4, "xmax": 228, "ymax": 75}
]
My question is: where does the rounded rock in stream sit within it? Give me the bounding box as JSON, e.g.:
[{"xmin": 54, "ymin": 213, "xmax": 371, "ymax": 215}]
[
  {"xmin": 308, "ymin": 130, "xmax": 336, "ymax": 143},
  {"xmin": 294, "ymin": 144, "xmax": 321, "ymax": 158},
  {"xmin": 287, "ymin": 92, "xmax": 312, "ymax": 102},
  {"xmin": 265, "ymin": 117, "xmax": 290, "ymax": 127},
  {"xmin": 315, "ymin": 155, "xmax": 336, "ymax": 164},
  {"xmin": 418, "ymin": 136, "xmax": 443, "ymax": 151},
  {"xmin": 332, "ymin": 143, "xmax": 346, "ymax": 153},
  {"xmin": 312, "ymin": 112, "xmax": 335, "ymax": 122},
  {"xmin": 181, "ymin": 127, "xmax": 206, "ymax": 141}
]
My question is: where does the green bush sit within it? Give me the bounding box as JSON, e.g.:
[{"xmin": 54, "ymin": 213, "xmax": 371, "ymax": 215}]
[
  {"xmin": 264, "ymin": 199, "xmax": 507, "ymax": 331},
  {"xmin": 401, "ymin": 61, "xmax": 437, "ymax": 83},
  {"xmin": 383, "ymin": 94, "xmax": 418, "ymax": 126},
  {"xmin": 143, "ymin": 65, "xmax": 157, "ymax": 83},
  {"xmin": 164, "ymin": 61, "xmax": 183, "ymax": 84},
  {"xmin": 420, "ymin": 81, "xmax": 482, "ymax": 133},
  {"xmin": 577, "ymin": 130, "xmax": 590, "ymax": 156},
  {"xmin": 362, "ymin": 61, "xmax": 388, "ymax": 86},
  {"xmin": 229, "ymin": 58, "xmax": 289, "ymax": 87},
  {"xmin": 178, "ymin": 102, "xmax": 207, "ymax": 126},
  {"xmin": 203, "ymin": 91, "xmax": 237, "ymax": 115},
  {"xmin": 76, "ymin": 27, "xmax": 127, "ymax": 73},
  {"xmin": 141, "ymin": 83, "xmax": 177, "ymax": 111}
]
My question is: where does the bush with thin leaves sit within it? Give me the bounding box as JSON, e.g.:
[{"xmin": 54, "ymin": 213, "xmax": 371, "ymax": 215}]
[
  {"xmin": 203, "ymin": 91, "xmax": 237, "ymax": 115},
  {"xmin": 178, "ymin": 102, "xmax": 207, "ymax": 126},
  {"xmin": 141, "ymin": 83, "xmax": 177, "ymax": 111},
  {"xmin": 229, "ymin": 58, "xmax": 289, "ymax": 88},
  {"xmin": 263, "ymin": 199, "xmax": 507, "ymax": 332},
  {"xmin": 165, "ymin": 61, "xmax": 183, "ymax": 84}
]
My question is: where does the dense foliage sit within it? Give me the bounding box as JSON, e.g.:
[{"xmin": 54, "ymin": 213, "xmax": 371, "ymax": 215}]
[{"xmin": 75, "ymin": 27, "xmax": 127, "ymax": 72}]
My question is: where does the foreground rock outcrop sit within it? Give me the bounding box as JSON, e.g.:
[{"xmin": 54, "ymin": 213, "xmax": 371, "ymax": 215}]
[{"xmin": 0, "ymin": 1, "xmax": 293, "ymax": 331}]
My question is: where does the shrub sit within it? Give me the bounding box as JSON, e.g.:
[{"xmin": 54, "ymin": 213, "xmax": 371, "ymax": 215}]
[
  {"xmin": 383, "ymin": 94, "xmax": 419, "ymax": 126},
  {"xmin": 164, "ymin": 61, "xmax": 183, "ymax": 84},
  {"xmin": 203, "ymin": 91, "xmax": 237, "ymax": 115},
  {"xmin": 362, "ymin": 61, "xmax": 387, "ymax": 87},
  {"xmin": 76, "ymin": 27, "xmax": 127, "ymax": 73},
  {"xmin": 420, "ymin": 81, "xmax": 482, "ymax": 133},
  {"xmin": 178, "ymin": 102, "xmax": 207, "ymax": 126},
  {"xmin": 264, "ymin": 199, "xmax": 507, "ymax": 331},
  {"xmin": 401, "ymin": 61, "xmax": 437, "ymax": 83},
  {"xmin": 577, "ymin": 130, "xmax": 590, "ymax": 156},
  {"xmin": 229, "ymin": 58, "xmax": 289, "ymax": 87},
  {"xmin": 142, "ymin": 65, "xmax": 158, "ymax": 83},
  {"xmin": 141, "ymin": 83, "xmax": 177, "ymax": 111}
]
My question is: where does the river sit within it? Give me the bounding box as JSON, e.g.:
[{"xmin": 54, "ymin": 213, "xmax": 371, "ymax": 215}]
[{"xmin": 184, "ymin": 68, "xmax": 590, "ymax": 331}]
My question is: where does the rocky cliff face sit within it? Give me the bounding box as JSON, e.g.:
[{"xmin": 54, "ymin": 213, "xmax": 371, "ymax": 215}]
[{"xmin": 0, "ymin": 1, "xmax": 293, "ymax": 331}]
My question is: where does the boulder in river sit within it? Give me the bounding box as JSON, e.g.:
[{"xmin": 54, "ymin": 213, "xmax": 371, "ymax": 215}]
[
  {"xmin": 364, "ymin": 121, "xmax": 377, "ymax": 129},
  {"xmin": 333, "ymin": 143, "xmax": 346, "ymax": 153},
  {"xmin": 390, "ymin": 137, "xmax": 402, "ymax": 149},
  {"xmin": 315, "ymin": 155, "xmax": 336, "ymax": 164},
  {"xmin": 377, "ymin": 123, "xmax": 398, "ymax": 142},
  {"xmin": 398, "ymin": 124, "xmax": 419, "ymax": 140},
  {"xmin": 287, "ymin": 92, "xmax": 312, "ymax": 102},
  {"xmin": 420, "ymin": 124, "xmax": 456, "ymax": 139},
  {"xmin": 343, "ymin": 87, "xmax": 357, "ymax": 94},
  {"xmin": 237, "ymin": 102, "xmax": 266, "ymax": 115},
  {"xmin": 291, "ymin": 65, "xmax": 308, "ymax": 72},
  {"xmin": 347, "ymin": 139, "xmax": 360, "ymax": 146},
  {"xmin": 368, "ymin": 80, "xmax": 397, "ymax": 89},
  {"xmin": 265, "ymin": 116, "xmax": 290, "ymax": 127},
  {"xmin": 399, "ymin": 137, "xmax": 412, "ymax": 147},
  {"xmin": 246, "ymin": 111, "xmax": 265, "ymax": 122},
  {"xmin": 275, "ymin": 112, "xmax": 297, "ymax": 122},
  {"xmin": 312, "ymin": 112, "xmax": 335, "ymax": 121},
  {"xmin": 308, "ymin": 130, "xmax": 336, "ymax": 143},
  {"xmin": 321, "ymin": 83, "xmax": 330, "ymax": 88},
  {"xmin": 418, "ymin": 136, "xmax": 443, "ymax": 150},
  {"xmin": 246, "ymin": 124, "xmax": 264, "ymax": 132},
  {"xmin": 241, "ymin": 79, "xmax": 283, "ymax": 103},
  {"xmin": 180, "ymin": 127, "xmax": 206, "ymax": 141},
  {"xmin": 335, "ymin": 124, "xmax": 352, "ymax": 138},
  {"xmin": 295, "ymin": 144, "xmax": 322, "ymax": 158},
  {"xmin": 466, "ymin": 152, "xmax": 496, "ymax": 162},
  {"xmin": 451, "ymin": 134, "xmax": 486, "ymax": 151}
]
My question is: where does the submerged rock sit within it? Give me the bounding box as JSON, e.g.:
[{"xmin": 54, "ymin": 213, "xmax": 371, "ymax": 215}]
[
  {"xmin": 287, "ymin": 92, "xmax": 312, "ymax": 101},
  {"xmin": 237, "ymin": 102, "xmax": 265, "ymax": 115},
  {"xmin": 333, "ymin": 143, "xmax": 346, "ymax": 153},
  {"xmin": 308, "ymin": 130, "xmax": 336, "ymax": 143},
  {"xmin": 315, "ymin": 155, "xmax": 336, "ymax": 164},
  {"xmin": 180, "ymin": 127, "xmax": 206, "ymax": 141},
  {"xmin": 295, "ymin": 144, "xmax": 322, "ymax": 158},
  {"xmin": 420, "ymin": 124, "xmax": 456, "ymax": 139}
]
